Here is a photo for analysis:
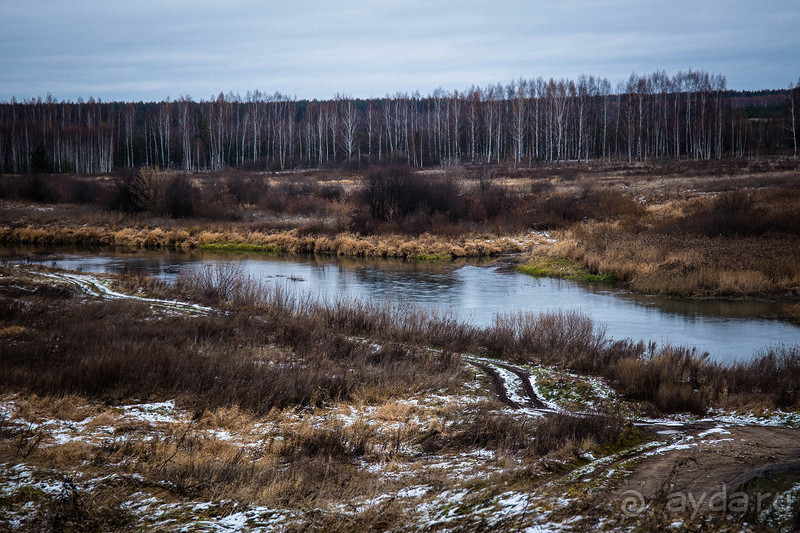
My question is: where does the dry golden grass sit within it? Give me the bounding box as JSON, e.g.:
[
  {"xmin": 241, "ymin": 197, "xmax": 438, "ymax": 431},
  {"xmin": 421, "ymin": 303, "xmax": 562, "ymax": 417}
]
[
  {"xmin": 197, "ymin": 404, "xmax": 265, "ymax": 433},
  {"xmin": 529, "ymin": 221, "xmax": 800, "ymax": 297},
  {"xmin": 0, "ymin": 222, "xmax": 534, "ymax": 259},
  {"xmin": 10, "ymin": 394, "xmax": 99, "ymax": 423},
  {"xmin": 374, "ymin": 400, "xmax": 418, "ymax": 422},
  {"xmin": 0, "ymin": 325, "xmax": 28, "ymax": 337},
  {"xmin": 511, "ymin": 164, "xmax": 800, "ymax": 297}
]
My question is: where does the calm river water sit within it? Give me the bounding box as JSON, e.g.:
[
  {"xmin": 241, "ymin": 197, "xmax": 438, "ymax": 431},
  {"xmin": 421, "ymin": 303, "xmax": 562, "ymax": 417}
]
[{"xmin": 5, "ymin": 248, "xmax": 800, "ymax": 364}]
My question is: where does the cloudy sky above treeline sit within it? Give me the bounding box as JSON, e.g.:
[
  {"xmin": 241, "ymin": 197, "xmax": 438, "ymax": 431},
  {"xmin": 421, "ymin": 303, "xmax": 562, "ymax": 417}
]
[{"xmin": 2, "ymin": 0, "xmax": 799, "ymax": 102}]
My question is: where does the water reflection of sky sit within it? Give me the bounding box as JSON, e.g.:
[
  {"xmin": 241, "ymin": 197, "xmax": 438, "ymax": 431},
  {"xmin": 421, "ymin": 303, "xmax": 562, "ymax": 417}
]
[{"xmin": 6, "ymin": 248, "xmax": 800, "ymax": 364}]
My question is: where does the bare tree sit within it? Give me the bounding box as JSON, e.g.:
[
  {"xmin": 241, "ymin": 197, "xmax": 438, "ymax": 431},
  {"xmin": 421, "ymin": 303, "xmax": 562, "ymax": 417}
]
[
  {"xmin": 338, "ymin": 96, "xmax": 359, "ymax": 162},
  {"xmin": 788, "ymin": 79, "xmax": 799, "ymax": 159}
]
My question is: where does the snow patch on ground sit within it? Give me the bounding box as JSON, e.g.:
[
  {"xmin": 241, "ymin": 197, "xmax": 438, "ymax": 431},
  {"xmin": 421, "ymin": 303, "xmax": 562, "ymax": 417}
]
[
  {"xmin": 397, "ymin": 485, "xmax": 431, "ymax": 499},
  {"xmin": 491, "ymin": 365, "xmax": 530, "ymax": 406},
  {"xmin": 0, "ymin": 463, "xmax": 65, "ymax": 497},
  {"xmin": 531, "ymin": 230, "xmax": 557, "ymax": 244},
  {"xmin": 760, "ymin": 481, "xmax": 800, "ymax": 530},
  {"xmin": 121, "ymin": 399, "xmax": 187, "ymax": 425},
  {"xmin": 697, "ymin": 426, "xmax": 731, "ymax": 438},
  {"xmin": 34, "ymin": 270, "xmax": 212, "ymax": 316},
  {"xmin": 526, "ymin": 373, "xmax": 564, "ymax": 412}
]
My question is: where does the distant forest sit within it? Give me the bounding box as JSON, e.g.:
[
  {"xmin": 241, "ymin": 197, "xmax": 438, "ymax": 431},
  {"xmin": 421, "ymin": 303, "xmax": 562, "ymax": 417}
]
[{"xmin": 1, "ymin": 70, "xmax": 798, "ymax": 174}]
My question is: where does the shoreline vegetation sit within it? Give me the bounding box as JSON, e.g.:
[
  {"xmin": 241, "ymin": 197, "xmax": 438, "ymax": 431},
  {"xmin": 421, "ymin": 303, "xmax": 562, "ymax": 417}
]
[
  {"xmin": 3, "ymin": 260, "xmax": 800, "ymax": 423},
  {"xmin": 1, "ymin": 158, "xmax": 800, "ymax": 301},
  {"xmin": 0, "ymin": 262, "xmax": 800, "ymax": 416},
  {"xmin": 515, "ymin": 257, "xmax": 617, "ymax": 284},
  {"xmin": 0, "ymin": 224, "xmax": 536, "ymax": 261},
  {"xmin": 2, "ymin": 262, "xmax": 800, "ymax": 529}
]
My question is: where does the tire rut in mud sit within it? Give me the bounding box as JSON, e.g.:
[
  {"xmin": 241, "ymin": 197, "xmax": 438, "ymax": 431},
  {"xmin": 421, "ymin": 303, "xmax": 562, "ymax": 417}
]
[
  {"xmin": 467, "ymin": 359, "xmax": 552, "ymax": 411},
  {"xmin": 491, "ymin": 361, "xmax": 550, "ymax": 410},
  {"xmin": 467, "ymin": 361, "xmax": 521, "ymax": 409}
]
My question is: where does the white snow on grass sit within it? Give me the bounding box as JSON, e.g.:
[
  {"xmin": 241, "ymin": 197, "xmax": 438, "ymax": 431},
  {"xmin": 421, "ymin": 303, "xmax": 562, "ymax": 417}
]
[
  {"xmin": 120, "ymin": 399, "xmax": 187, "ymax": 425},
  {"xmin": 531, "ymin": 230, "xmax": 557, "ymax": 244},
  {"xmin": 494, "ymin": 491, "xmax": 532, "ymax": 518},
  {"xmin": 642, "ymin": 437, "xmax": 698, "ymax": 457},
  {"xmin": 760, "ymin": 481, "xmax": 800, "ymax": 530},
  {"xmin": 0, "ymin": 403, "xmax": 97, "ymax": 446},
  {"xmin": 0, "ymin": 400, "xmax": 15, "ymax": 420},
  {"xmin": 526, "ymin": 373, "xmax": 564, "ymax": 412},
  {"xmin": 463, "ymin": 355, "xmax": 558, "ymax": 415},
  {"xmin": 0, "ymin": 397, "xmax": 196, "ymax": 449},
  {"xmin": 418, "ymin": 489, "xmax": 470, "ymax": 525},
  {"xmin": 491, "ymin": 365, "xmax": 530, "ymax": 406},
  {"xmin": 34, "ymin": 270, "xmax": 212, "ymax": 316},
  {"xmin": 705, "ymin": 409, "xmax": 800, "ymax": 428},
  {"xmin": 397, "ymin": 485, "xmax": 431, "ymax": 499},
  {"xmin": 122, "ymin": 495, "xmax": 294, "ymax": 532},
  {"xmin": 0, "ymin": 463, "xmax": 65, "ymax": 497},
  {"xmin": 697, "ymin": 426, "xmax": 731, "ymax": 438},
  {"xmin": 554, "ymin": 440, "xmax": 665, "ymax": 487},
  {"xmin": 524, "ymin": 525, "xmax": 568, "ymax": 533}
]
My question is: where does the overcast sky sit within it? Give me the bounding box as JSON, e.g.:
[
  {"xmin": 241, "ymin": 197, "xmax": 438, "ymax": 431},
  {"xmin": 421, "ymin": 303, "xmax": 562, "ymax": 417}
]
[{"xmin": 2, "ymin": 0, "xmax": 799, "ymax": 102}]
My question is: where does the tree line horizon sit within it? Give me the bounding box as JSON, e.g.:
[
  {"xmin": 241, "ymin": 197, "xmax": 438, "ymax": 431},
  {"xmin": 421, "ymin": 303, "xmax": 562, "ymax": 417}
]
[{"xmin": 1, "ymin": 70, "xmax": 798, "ymax": 174}]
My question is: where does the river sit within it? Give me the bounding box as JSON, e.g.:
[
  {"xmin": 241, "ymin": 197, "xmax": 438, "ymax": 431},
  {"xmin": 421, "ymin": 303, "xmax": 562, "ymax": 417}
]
[{"xmin": 5, "ymin": 247, "xmax": 800, "ymax": 364}]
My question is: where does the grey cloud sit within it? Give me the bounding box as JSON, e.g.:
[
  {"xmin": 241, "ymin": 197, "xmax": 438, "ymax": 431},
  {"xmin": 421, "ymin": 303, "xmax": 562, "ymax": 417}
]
[{"xmin": 2, "ymin": 0, "xmax": 798, "ymax": 101}]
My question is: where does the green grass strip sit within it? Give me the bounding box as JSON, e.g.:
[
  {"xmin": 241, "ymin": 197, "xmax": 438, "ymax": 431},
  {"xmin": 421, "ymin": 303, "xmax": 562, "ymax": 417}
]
[{"xmin": 517, "ymin": 258, "xmax": 616, "ymax": 283}]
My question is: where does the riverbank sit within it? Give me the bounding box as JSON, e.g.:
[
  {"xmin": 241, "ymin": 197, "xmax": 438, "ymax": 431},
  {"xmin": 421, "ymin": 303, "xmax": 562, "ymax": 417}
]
[
  {"xmin": 2, "ymin": 264, "xmax": 800, "ymax": 530},
  {"xmin": 3, "ymin": 160, "xmax": 800, "ymax": 299},
  {"xmin": 516, "ymin": 169, "xmax": 800, "ymax": 300},
  {"xmin": 519, "ymin": 227, "xmax": 800, "ymax": 297},
  {"xmin": 0, "ymin": 220, "xmax": 541, "ymax": 260},
  {"xmin": 3, "ymin": 212, "xmax": 799, "ymax": 301}
]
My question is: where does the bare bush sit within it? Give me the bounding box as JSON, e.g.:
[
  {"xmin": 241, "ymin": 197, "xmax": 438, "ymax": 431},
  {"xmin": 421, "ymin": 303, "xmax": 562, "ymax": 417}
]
[
  {"xmin": 116, "ymin": 168, "xmax": 157, "ymax": 212},
  {"xmin": 176, "ymin": 262, "xmax": 262, "ymax": 306},
  {"xmin": 533, "ymin": 413, "xmax": 629, "ymax": 456},
  {"xmin": 727, "ymin": 345, "xmax": 800, "ymax": 408},
  {"xmin": 0, "ymin": 269, "xmax": 464, "ymax": 414},
  {"xmin": 611, "ymin": 345, "xmax": 712, "ymax": 414},
  {"xmin": 445, "ymin": 408, "xmax": 535, "ymax": 452},
  {"xmin": 157, "ymin": 173, "xmax": 195, "ymax": 218}
]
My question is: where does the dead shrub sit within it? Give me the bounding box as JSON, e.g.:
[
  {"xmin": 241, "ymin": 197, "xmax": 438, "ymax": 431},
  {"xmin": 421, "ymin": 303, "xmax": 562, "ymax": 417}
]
[
  {"xmin": 597, "ymin": 190, "xmax": 646, "ymax": 220},
  {"xmin": 115, "ymin": 168, "xmax": 157, "ymax": 213},
  {"xmin": 156, "ymin": 173, "xmax": 195, "ymax": 218},
  {"xmin": 279, "ymin": 424, "xmax": 372, "ymax": 461},
  {"xmin": 533, "ymin": 413, "xmax": 628, "ymax": 457},
  {"xmin": 726, "ymin": 345, "xmax": 800, "ymax": 408},
  {"xmin": 445, "ymin": 409, "xmax": 535, "ymax": 452},
  {"xmin": 0, "ymin": 267, "xmax": 465, "ymax": 416},
  {"xmin": 33, "ymin": 478, "xmax": 134, "ymax": 533},
  {"xmin": 611, "ymin": 346, "xmax": 712, "ymax": 414},
  {"xmin": 355, "ymin": 165, "xmax": 464, "ymax": 233},
  {"xmin": 176, "ymin": 262, "xmax": 262, "ymax": 306}
]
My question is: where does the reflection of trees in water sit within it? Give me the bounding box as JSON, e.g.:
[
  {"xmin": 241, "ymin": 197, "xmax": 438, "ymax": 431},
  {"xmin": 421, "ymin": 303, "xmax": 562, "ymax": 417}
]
[{"xmin": 586, "ymin": 284, "xmax": 785, "ymax": 320}]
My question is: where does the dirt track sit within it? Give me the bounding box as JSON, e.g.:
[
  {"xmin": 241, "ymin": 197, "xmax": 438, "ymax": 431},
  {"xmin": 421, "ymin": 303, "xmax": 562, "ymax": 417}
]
[
  {"xmin": 610, "ymin": 425, "xmax": 800, "ymax": 527},
  {"xmin": 467, "ymin": 352, "xmax": 800, "ymax": 529}
]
